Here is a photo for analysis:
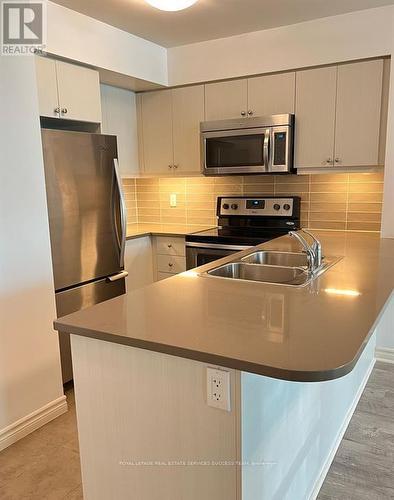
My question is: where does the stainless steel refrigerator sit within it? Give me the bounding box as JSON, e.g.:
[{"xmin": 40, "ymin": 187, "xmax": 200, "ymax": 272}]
[{"xmin": 41, "ymin": 129, "xmax": 128, "ymax": 383}]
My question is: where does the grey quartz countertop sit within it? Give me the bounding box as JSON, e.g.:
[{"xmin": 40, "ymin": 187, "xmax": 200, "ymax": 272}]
[
  {"xmin": 55, "ymin": 231, "xmax": 394, "ymax": 382},
  {"xmin": 126, "ymin": 223, "xmax": 215, "ymax": 240}
]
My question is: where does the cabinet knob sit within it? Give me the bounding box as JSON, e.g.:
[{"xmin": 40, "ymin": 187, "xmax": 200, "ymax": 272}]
[
  {"xmin": 61, "ymin": 108, "xmax": 68, "ymax": 115},
  {"xmin": 168, "ymin": 165, "xmax": 173, "ymax": 169},
  {"xmin": 168, "ymin": 262, "xmax": 173, "ymax": 267},
  {"xmin": 167, "ymin": 244, "xmax": 173, "ymax": 248},
  {"xmin": 173, "ymin": 164, "xmax": 178, "ymax": 169},
  {"xmin": 241, "ymin": 111, "xmax": 246, "ymax": 117},
  {"xmin": 54, "ymin": 107, "xmax": 60, "ymax": 114},
  {"xmin": 248, "ymin": 110, "xmax": 253, "ymax": 116},
  {"xmin": 326, "ymin": 158, "xmax": 332, "ymax": 164},
  {"xmin": 335, "ymin": 158, "xmax": 341, "ymax": 163}
]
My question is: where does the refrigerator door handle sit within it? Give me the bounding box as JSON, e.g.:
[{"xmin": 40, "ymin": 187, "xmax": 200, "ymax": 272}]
[
  {"xmin": 113, "ymin": 158, "xmax": 127, "ymax": 269},
  {"xmin": 107, "ymin": 270, "xmax": 129, "ymax": 282}
]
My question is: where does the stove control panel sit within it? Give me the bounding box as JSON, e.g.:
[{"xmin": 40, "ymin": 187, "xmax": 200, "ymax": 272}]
[{"xmin": 219, "ymin": 197, "xmax": 295, "ymax": 217}]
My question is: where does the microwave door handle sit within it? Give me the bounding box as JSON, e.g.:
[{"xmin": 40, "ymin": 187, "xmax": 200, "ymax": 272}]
[
  {"xmin": 263, "ymin": 129, "xmax": 270, "ymax": 170},
  {"xmin": 113, "ymin": 158, "xmax": 127, "ymax": 269}
]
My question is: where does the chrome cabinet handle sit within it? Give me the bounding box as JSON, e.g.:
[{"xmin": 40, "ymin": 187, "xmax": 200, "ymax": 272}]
[
  {"xmin": 61, "ymin": 108, "xmax": 68, "ymax": 115},
  {"xmin": 54, "ymin": 107, "xmax": 60, "ymax": 114},
  {"xmin": 248, "ymin": 110, "xmax": 253, "ymax": 116},
  {"xmin": 113, "ymin": 158, "xmax": 127, "ymax": 269},
  {"xmin": 173, "ymin": 164, "xmax": 178, "ymax": 169},
  {"xmin": 168, "ymin": 165, "xmax": 173, "ymax": 169},
  {"xmin": 241, "ymin": 111, "xmax": 246, "ymax": 117}
]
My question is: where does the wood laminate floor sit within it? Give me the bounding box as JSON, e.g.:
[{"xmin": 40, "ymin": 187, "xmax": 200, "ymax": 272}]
[{"xmin": 0, "ymin": 362, "xmax": 393, "ymax": 499}]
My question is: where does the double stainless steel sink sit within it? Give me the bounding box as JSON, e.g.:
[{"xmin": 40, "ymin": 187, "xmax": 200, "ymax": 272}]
[{"xmin": 205, "ymin": 250, "xmax": 340, "ymax": 287}]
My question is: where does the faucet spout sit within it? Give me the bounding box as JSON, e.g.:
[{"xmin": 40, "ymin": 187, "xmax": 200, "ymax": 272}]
[{"xmin": 288, "ymin": 231, "xmax": 316, "ymax": 273}]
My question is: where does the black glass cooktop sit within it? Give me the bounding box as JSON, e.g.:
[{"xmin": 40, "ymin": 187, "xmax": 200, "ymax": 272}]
[{"xmin": 186, "ymin": 227, "xmax": 290, "ymax": 247}]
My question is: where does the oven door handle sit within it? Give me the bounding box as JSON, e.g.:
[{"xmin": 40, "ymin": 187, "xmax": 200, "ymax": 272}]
[{"xmin": 186, "ymin": 242, "xmax": 252, "ymax": 251}]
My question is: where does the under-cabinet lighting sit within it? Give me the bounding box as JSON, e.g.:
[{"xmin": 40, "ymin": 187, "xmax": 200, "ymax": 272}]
[
  {"xmin": 145, "ymin": 0, "xmax": 198, "ymax": 11},
  {"xmin": 324, "ymin": 288, "xmax": 361, "ymax": 297}
]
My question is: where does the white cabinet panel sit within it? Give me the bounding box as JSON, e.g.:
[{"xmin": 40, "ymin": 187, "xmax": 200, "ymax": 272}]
[
  {"xmin": 35, "ymin": 56, "xmax": 59, "ymax": 118},
  {"xmin": 155, "ymin": 236, "xmax": 185, "ymax": 257},
  {"xmin": 248, "ymin": 72, "xmax": 295, "ymax": 116},
  {"xmin": 56, "ymin": 61, "xmax": 101, "ymax": 123},
  {"xmin": 334, "ymin": 60, "xmax": 383, "ymax": 167},
  {"xmin": 141, "ymin": 89, "xmax": 174, "ymax": 174},
  {"xmin": 101, "ymin": 84, "xmax": 140, "ymax": 177},
  {"xmin": 124, "ymin": 237, "xmax": 154, "ymax": 291},
  {"xmin": 157, "ymin": 255, "xmax": 186, "ymax": 274},
  {"xmin": 205, "ymin": 79, "xmax": 248, "ymax": 120},
  {"xmin": 172, "ymin": 85, "xmax": 204, "ymax": 174},
  {"xmin": 295, "ymin": 66, "xmax": 337, "ymax": 168}
]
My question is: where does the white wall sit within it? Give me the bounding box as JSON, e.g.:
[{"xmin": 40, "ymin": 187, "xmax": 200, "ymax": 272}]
[
  {"xmin": 167, "ymin": 6, "xmax": 393, "ymax": 85},
  {"xmin": 47, "ymin": 1, "xmax": 168, "ymax": 86},
  {"xmin": 0, "ymin": 55, "xmax": 64, "ymax": 443}
]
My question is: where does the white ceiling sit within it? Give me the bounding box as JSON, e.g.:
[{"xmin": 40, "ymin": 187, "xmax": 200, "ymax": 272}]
[{"xmin": 53, "ymin": 0, "xmax": 394, "ymax": 48}]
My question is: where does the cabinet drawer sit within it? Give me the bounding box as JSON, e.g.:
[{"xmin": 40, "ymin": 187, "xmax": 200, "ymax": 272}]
[
  {"xmin": 157, "ymin": 255, "xmax": 186, "ymax": 274},
  {"xmin": 156, "ymin": 237, "xmax": 185, "ymax": 256}
]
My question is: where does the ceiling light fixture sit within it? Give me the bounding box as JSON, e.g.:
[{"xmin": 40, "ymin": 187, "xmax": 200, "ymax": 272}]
[{"xmin": 145, "ymin": 0, "xmax": 199, "ymax": 11}]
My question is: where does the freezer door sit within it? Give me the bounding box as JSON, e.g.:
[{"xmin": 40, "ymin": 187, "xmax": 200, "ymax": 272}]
[
  {"xmin": 56, "ymin": 276, "xmax": 126, "ymax": 383},
  {"xmin": 42, "ymin": 129, "xmax": 124, "ymax": 290}
]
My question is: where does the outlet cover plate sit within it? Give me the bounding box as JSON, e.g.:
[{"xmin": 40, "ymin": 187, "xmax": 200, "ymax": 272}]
[{"xmin": 206, "ymin": 367, "xmax": 231, "ymax": 411}]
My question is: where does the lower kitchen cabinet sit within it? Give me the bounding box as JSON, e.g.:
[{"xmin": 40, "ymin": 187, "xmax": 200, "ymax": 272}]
[
  {"xmin": 124, "ymin": 236, "xmax": 154, "ymax": 291},
  {"xmin": 153, "ymin": 236, "xmax": 186, "ymax": 280}
]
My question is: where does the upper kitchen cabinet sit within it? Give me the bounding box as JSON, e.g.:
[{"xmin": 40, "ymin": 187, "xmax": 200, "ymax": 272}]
[
  {"xmin": 205, "ymin": 79, "xmax": 248, "ymax": 120},
  {"xmin": 101, "ymin": 84, "xmax": 139, "ymax": 177},
  {"xmin": 295, "ymin": 66, "xmax": 337, "ymax": 168},
  {"xmin": 248, "ymin": 72, "xmax": 295, "ymax": 116},
  {"xmin": 172, "ymin": 85, "xmax": 205, "ymax": 174},
  {"xmin": 295, "ymin": 59, "xmax": 384, "ymax": 169},
  {"xmin": 35, "ymin": 56, "xmax": 102, "ymax": 123},
  {"xmin": 56, "ymin": 61, "xmax": 102, "ymax": 123},
  {"xmin": 140, "ymin": 86, "xmax": 204, "ymax": 175},
  {"xmin": 35, "ymin": 57, "xmax": 59, "ymax": 119},
  {"xmin": 141, "ymin": 89, "xmax": 173, "ymax": 174},
  {"xmin": 334, "ymin": 60, "xmax": 383, "ymax": 167}
]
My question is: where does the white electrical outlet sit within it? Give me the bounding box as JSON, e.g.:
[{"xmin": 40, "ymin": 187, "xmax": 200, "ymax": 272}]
[
  {"xmin": 170, "ymin": 193, "xmax": 177, "ymax": 207},
  {"xmin": 206, "ymin": 367, "xmax": 231, "ymax": 411}
]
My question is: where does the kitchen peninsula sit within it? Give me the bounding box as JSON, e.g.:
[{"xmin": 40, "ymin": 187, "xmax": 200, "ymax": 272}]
[{"xmin": 55, "ymin": 231, "xmax": 394, "ymax": 500}]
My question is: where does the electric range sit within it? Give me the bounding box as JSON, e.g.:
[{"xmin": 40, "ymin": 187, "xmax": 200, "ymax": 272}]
[{"xmin": 185, "ymin": 196, "xmax": 301, "ymax": 270}]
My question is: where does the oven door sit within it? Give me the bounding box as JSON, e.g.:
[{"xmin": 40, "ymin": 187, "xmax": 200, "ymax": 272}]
[
  {"xmin": 186, "ymin": 242, "xmax": 251, "ymax": 270},
  {"xmin": 202, "ymin": 128, "xmax": 270, "ymax": 175}
]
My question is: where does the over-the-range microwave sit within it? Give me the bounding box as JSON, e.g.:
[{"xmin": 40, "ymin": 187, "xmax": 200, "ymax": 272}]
[{"xmin": 201, "ymin": 114, "xmax": 294, "ymax": 175}]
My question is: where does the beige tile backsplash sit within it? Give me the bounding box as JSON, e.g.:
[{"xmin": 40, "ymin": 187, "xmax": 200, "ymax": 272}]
[{"xmin": 123, "ymin": 172, "xmax": 384, "ymax": 233}]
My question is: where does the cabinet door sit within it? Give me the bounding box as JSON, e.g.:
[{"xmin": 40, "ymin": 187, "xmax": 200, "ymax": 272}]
[
  {"xmin": 334, "ymin": 60, "xmax": 383, "ymax": 167},
  {"xmin": 124, "ymin": 237, "xmax": 154, "ymax": 291},
  {"xmin": 56, "ymin": 61, "xmax": 102, "ymax": 123},
  {"xmin": 141, "ymin": 90, "xmax": 174, "ymax": 174},
  {"xmin": 101, "ymin": 84, "xmax": 140, "ymax": 176},
  {"xmin": 35, "ymin": 56, "xmax": 59, "ymax": 118},
  {"xmin": 205, "ymin": 79, "xmax": 248, "ymax": 120},
  {"xmin": 295, "ymin": 66, "xmax": 337, "ymax": 168},
  {"xmin": 172, "ymin": 85, "xmax": 205, "ymax": 174},
  {"xmin": 248, "ymin": 72, "xmax": 295, "ymax": 116}
]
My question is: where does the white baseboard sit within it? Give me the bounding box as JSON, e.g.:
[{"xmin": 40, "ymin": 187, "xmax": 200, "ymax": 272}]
[
  {"xmin": 308, "ymin": 358, "xmax": 376, "ymax": 500},
  {"xmin": 0, "ymin": 396, "xmax": 68, "ymax": 452},
  {"xmin": 375, "ymin": 347, "xmax": 394, "ymax": 364}
]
